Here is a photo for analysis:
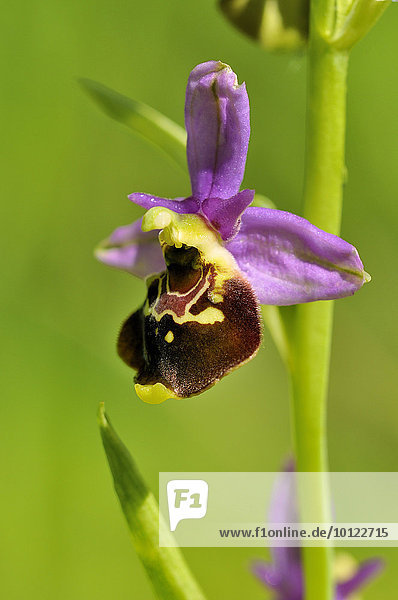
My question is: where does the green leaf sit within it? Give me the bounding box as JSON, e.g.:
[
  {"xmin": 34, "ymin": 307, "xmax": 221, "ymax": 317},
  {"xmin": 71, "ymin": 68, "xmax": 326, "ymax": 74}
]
[
  {"xmin": 98, "ymin": 404, "xmax": 207, "ymax": 600},
  {"xmin": 80, "ymin": 79, "xmax": 187, "ymax": 170}
]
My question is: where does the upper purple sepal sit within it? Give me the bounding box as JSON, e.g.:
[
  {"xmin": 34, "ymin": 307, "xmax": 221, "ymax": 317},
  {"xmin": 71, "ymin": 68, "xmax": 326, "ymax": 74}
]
[
  {"xmin": 126, "ymin": 61, "xmax": 252, "ymax": 242},
  {"xmin": 226, "ymin": 207, "xmax": 368, "ymax": 305},
  {"xmin": 185, "ymin": 61, "xmax": 250, "ymax": 202}
]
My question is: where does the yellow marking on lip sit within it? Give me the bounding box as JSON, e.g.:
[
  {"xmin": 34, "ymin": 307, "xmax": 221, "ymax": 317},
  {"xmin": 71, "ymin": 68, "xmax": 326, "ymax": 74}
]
[
  {"xmin": 152, "ymin": 305, "xmax": 224, "ymax": 325},
  {"xmin": 165, "ymin": 331, "xmax": 174, "ymax": 343},
  {"xmin": 135, "ymin": 382, "xmax": 179, "ymax": 404},
  {"xmin": 150, "ymin": 270, "xmax": 225, "ymax": 325},
  {"xmin": 208, "ymin": 291, "xmax": 223, "ymax": 303},
  {"xmin": 142, "ymin": 207, "xmax": 237, "ymax": 273},
  {"xmin": 192, "ymin": 307, "xmax": 224, "ymax": 324},
  {"xmin": 141, "ymin": 209, "xmax": 234, "ymax": 326}
]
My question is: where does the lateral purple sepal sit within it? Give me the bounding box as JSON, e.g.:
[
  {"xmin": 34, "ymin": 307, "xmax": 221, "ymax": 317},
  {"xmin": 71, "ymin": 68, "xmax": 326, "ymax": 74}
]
[
  {"xmin": 201, "ymin": 189, "xmax": 254, "ymax": 240},
  {"xmin": 95, "ymin": 218, "xmax": 165, "ymax": 278},
  {"xmin": 129, "ymin": 192, "xmax": 200, "ymax": 215},
  {"xmin": 261, "ymin": 461, "xmax": 303, "ymax": 598},
  {"xmin": 185, "ymin": 61, "xmax": 250, "ymax": 201},
  {"xmin": 251, "ymin": 561, "xmax": 281, "ymax": 589},
  {"xmin": 335, "ymin": 559, "xmax": 384, "ymax": 599},
  {"xmin": 252, "ymin": 557, "xmax": 303, "ymax": 600},
  {"xmin": 226, "ymin": 207, "xmax": 366, "ymax": 305},
  {"xmin": 252, "ymin": 463, "xmax": 384, "ymax": 600}
]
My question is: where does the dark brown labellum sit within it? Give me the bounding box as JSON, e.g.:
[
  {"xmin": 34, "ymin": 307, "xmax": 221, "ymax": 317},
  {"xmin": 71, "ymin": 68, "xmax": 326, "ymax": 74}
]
[{"xmin": 117, "ymin": 243, "xmax": 262, "ymax": 400}]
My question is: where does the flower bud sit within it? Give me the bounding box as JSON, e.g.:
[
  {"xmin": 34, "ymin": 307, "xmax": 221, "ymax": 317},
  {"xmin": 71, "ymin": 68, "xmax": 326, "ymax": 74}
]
[{"xmin": 218, "ymin": 0, "xmax": 309, "ymax": 51}]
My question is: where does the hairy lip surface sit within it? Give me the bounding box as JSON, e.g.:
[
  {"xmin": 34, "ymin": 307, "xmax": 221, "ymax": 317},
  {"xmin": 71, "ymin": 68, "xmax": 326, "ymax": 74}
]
[{"xmin": 117, "ymin": 243, "xmax": 262, "ymax": 399}]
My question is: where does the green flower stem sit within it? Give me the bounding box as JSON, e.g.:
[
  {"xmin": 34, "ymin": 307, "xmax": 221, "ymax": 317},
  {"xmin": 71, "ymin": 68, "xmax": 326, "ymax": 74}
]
[
  {"xmin": 261, "ymin": 306, "xmax": 292, "ymax": 370},
  {"xmin": 290, "ymin": 20, "xmax": 349, "ymax": 600},
  {"xmin": 98, "ymin": 404, "xmax": 207, "ymax": 600}
]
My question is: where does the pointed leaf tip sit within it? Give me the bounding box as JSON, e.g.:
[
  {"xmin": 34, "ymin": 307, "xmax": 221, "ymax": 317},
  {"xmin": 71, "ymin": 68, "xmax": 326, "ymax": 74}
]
[
  {"xmin": 97, "ymin": 405, "xmax": 208, "ymax": 600},
  {"xmin": 97, "ymin": 401, "xmax": 106, "ymax": 427}
]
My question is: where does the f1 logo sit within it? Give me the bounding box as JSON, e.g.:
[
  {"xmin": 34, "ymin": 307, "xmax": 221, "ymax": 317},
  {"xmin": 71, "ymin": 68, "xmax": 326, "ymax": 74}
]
[{"xmin": 167, "ymin": 480, "xmax": 209, "ymax": 531}]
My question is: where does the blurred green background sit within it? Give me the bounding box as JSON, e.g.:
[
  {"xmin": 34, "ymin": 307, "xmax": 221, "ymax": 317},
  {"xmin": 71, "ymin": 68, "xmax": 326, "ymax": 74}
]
[{"xmin": 1, "ymin": 1, "xmax": 397, "ymax": 598}]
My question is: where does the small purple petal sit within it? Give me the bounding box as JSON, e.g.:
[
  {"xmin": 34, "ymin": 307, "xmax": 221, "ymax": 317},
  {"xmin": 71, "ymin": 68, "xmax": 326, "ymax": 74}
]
[
  {"xmin": 267, "ymin": 462, "xmax": 302, "ymax": 581},
  {"xmin": 95, "ymin": 218, "xmax": 165, "ymax": 278},
  {"xmin": 336, "ymin": 558, "xmax": 384, "ymax": 599},
  {"xmin": 185, "ymin": 61, "xmax": 250, "ymax": 201},
  {"xmin": 252, "ymin": 559, "xmax": 303, "ymax": 600},
  {"xmin": 252, "ymin": 560, "xmax": 282, "ymax": 589},
  {"xmin": 201, "ymin": 189, "xmax": 255, "ymax": 240},
  {"xmin": 129, "ymin": 192, "xmax": 200, "ymax": 214},
  {"xmin": 268, "ymin": 460, "xmax": 297, "ymax": 526},
  {"xmin": 252, "ymin": 461, "xmax": 383, "ymax": 600},
  {"xmin": 226, "ymin": 207, "xmax": 367, "ymax": 305}
]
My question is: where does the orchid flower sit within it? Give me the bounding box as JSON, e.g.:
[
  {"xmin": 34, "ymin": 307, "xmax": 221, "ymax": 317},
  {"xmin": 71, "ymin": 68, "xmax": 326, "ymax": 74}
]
[
  {"xmin": 96, "ymin": 61, "xmax": 368, "ymax": 404},
  {"xmin": 252, "ymin": 463, "xmax": 384, "ymax": 600}
]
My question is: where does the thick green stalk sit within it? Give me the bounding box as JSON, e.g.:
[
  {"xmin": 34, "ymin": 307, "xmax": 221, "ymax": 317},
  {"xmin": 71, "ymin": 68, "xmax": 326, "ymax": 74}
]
[{"xmin": 290, "ymin": 23, "xmax": 349, "ymax": 600}]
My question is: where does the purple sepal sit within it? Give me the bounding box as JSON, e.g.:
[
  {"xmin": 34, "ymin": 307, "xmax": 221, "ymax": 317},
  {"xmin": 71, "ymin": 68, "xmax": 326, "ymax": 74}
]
[
  {"xmin": 252, "ymin": 561, "xmax": 282, "ymax": 589},
  {"xmin": 252, "ymin": 559, "xmax": 303, "ymax": 600},
  {"xmin": 226, "ymin": 207, "xmax": 366, "ymax": 305},
  {"xmin": 201, "ymin": 189, "xmax": 254, "ymax": 240},
  {"xmin": 267, "ymin": 460, "xmax": 301, "ymax": 578},
  {"xmin": 252, "ymin": 463, "xmax": 384, "ymax": 600},
  {"xmin": 129, "ymin": 192, "xmax": 200, "ymax": 215},
  {"xmin": 185, "ymin": 61, "xmax": 250, "ymax": 201},
  {"xmin": 335, "ymin": 559, "xmax": 384, "ymax": 599},
  {"xmin": 125, "ymin": 62, "xmax": 253, "ymax": 244},
  {"xmin": 95, "ymin": 218, "xmax": 165, "ymax": 278}
]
